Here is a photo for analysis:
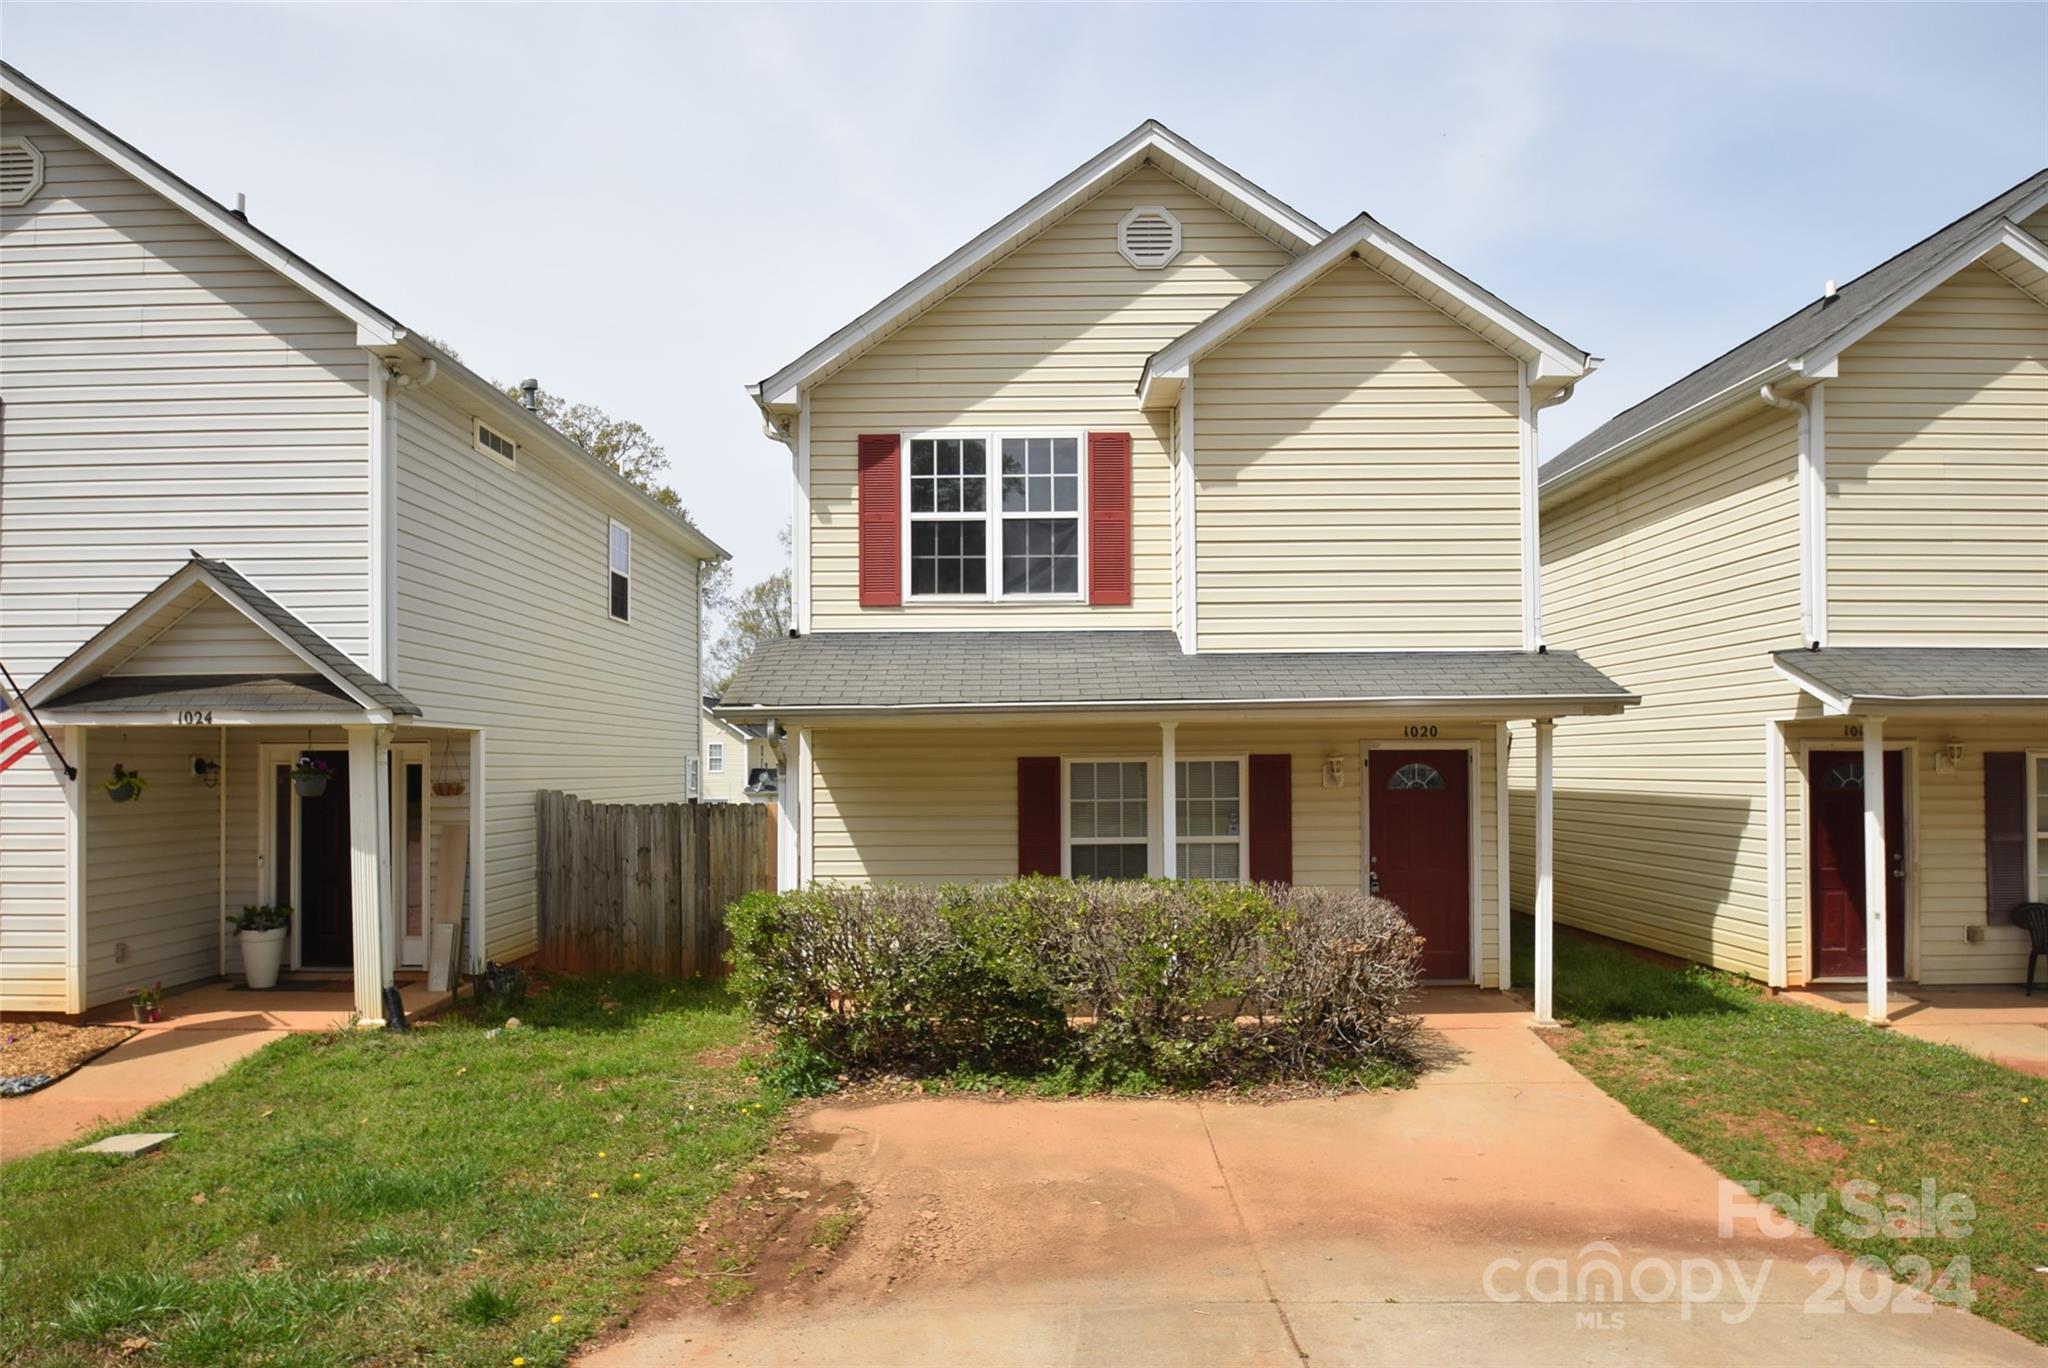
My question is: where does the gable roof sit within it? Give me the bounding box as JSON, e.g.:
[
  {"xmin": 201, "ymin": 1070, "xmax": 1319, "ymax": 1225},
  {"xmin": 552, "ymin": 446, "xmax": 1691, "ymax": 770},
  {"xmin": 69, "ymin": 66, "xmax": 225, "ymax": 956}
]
[
  {"xmin": 0, "ymin": 62, "xmax": 726, "ymax": 563},
  {"xmin": 1138, "ymin": 211, "xmax": 1594, "ymax": 409},
  {"xmin": 747, "ymin": 120, "xmax": 1329, "ymax": 419},
  {"xmin": 30, "ymin": 556, "xmax": 420, "ymax": 719},
  {"xmin": 1546, "ymin": 168, "xmax": 2048, "ymax": 497}
]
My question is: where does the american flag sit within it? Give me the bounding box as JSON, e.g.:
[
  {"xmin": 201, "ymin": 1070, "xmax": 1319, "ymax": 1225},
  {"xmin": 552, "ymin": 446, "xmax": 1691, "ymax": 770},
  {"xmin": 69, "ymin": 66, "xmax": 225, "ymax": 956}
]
[{"xmin": 1, "ymin": 670, "xmax": 52, "ymax": 777}]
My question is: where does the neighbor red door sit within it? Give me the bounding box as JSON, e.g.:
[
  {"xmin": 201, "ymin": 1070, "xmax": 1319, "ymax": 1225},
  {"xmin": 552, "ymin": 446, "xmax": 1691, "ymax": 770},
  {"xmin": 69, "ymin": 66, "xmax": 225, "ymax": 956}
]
[
  {"xmin": 1810, "ymin": 749, "xmax": 1905, "ymax": 980},
  {"xmin": 1369, "ymin": 749, "xmax": 1471, "ymax": 981}
]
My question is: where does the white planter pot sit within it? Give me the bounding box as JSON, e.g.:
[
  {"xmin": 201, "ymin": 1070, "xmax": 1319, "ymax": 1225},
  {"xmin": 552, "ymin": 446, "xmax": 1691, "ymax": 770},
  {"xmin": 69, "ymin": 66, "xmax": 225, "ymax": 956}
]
[{"xmin": 238, "ymin": 927, "xmax": 288, "ymax": 990}]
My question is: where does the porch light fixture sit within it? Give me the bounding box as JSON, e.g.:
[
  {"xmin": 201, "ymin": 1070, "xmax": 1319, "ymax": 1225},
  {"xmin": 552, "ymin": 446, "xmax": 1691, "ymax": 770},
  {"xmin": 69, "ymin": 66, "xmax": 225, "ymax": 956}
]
[
  {"xmin": 1322, "ymin": 755, "xmax": 1346, "ymax": 789},
  {"xmin": 1936, "ymin": 743, "xmax": 1964, "ymax": 774},
  {"xmin": 191, "ymin": 755, "xmax": 222, "ymax": 788}
]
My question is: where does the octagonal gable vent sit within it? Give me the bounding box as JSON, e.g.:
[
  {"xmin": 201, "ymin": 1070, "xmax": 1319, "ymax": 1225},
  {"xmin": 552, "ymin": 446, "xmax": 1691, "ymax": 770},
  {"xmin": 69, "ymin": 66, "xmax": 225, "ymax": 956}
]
[
  {"xmin": 1118, "ymin": 205, "xmax": 1181, "ymax": 270},
  {"xmin": 0, "ymin": 138, "xmax": 45, "ymax": 207}
]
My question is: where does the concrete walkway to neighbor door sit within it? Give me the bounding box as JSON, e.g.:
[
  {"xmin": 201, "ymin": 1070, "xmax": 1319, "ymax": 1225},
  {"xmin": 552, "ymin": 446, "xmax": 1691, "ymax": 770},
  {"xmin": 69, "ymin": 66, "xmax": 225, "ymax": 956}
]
[
  {"xmin": 1783, "ymin": 986, "xmax": 2048, "ymax": 1078},
  {"xmin": 0, "ymin": 979, "xmax": 449, "ymax": 1162},
  {"xmin": 587, "ymin": 991, "xmax": 2043, "ymax": 1367}
]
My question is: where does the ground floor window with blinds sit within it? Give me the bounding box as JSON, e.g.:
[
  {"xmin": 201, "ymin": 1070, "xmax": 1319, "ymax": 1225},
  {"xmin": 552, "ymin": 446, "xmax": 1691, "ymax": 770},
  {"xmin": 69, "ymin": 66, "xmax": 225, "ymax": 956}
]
[
  {"xmin": 1176, "ymin": 758, "xmax": 1244, "ymax": 881},
  {"xmin": 1068, "ymin": 760, "xmax": 1148, "ymax": 879}
]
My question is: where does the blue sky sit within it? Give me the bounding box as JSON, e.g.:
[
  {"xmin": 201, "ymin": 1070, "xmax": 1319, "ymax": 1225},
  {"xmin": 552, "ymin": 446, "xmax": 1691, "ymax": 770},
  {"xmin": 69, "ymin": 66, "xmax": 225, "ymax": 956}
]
[{"xmin": 8, "ymin": 3, "xmax": 2045, "ymax": 593}]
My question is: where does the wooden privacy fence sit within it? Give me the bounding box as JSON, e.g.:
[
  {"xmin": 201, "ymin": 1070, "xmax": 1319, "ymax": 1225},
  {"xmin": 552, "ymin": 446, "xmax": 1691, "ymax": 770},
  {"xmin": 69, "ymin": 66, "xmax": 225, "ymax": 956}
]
[{"xmin": 534, "ymin": 791, "xmax": 774, "ymax": 977}]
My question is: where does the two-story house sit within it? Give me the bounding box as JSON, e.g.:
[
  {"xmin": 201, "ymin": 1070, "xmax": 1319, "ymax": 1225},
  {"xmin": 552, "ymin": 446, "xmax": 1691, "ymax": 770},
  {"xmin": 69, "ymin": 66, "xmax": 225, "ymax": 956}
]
[
  {"xmin": 0, "ymin": 66, "xmax": 726, "ymax": 1023},
  {"xmin": 1515, "ymin": 170, "xmax": 2048, "ymax": 1022},
  {"xmin": 718, "ymin": 122, "xmax": 1634, "ymax": 1020}
]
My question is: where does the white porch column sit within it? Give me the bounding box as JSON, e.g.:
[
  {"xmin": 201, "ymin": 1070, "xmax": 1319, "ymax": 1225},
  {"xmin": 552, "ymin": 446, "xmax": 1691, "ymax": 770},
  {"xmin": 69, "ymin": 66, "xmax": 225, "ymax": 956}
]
[
  {"xmin": 1159, "ymin": 721, "xmax": 1178, "ymax": 879},
  {"xmin": 348, "ymin": 724, "xmax": 394, "ymax": 1025},
  {"xmin": 468, "ymin": 729, "xmax": 486, "ymax": 973},
  {"xmin": 1765, "ymin": 719, "xmax": 1788, "ymax": 988},
  {"xmin": 774, "ymin": 722, "xmax": 798, "ymax": 892},
  {"xmin": 1861, "ymin": 715, "xmax": 1889, "ymax": 1025},
  {"xmin": 1533, "ymin": 717, "xmax": 1556, "ymax": 1025},
  {"xmin": 793, "ymin": 726, "xmax": 813, "ymax": 888}
]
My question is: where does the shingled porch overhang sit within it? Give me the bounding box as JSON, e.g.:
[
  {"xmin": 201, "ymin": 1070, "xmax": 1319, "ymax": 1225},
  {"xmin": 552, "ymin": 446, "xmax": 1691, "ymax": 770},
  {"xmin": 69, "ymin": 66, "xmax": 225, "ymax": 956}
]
[{"xmin": 715, "ymin": 631, "xmax": 1637, "ymax": 720}]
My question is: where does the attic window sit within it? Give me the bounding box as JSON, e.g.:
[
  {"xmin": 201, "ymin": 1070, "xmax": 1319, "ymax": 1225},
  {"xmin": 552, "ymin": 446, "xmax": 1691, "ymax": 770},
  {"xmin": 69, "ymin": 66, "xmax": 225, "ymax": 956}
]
[
  {"xmin": 0, "ymin": 138, "xmax": 45, "ymax": 207},
  {"xmin": 1118, "ymin": 206, "xmax": 1181, "ymax": 270},
  {"xmin": 471, "ymin": 417, "xmax": 516, "ymax": 466}
]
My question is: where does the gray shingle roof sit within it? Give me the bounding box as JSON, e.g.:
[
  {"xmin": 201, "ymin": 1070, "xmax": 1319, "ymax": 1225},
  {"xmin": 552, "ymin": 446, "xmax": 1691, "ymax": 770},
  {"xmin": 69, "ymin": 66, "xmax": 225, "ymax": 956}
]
[
  {"xmin": 1773, "ymin": 648, "xmax": 2048, "ymax": 705},
  {"xmin": 43, "ymin": 674, "xmax": 362, "ymax": 714},
  {"xmin": 192, "ymin": 556, "xmax": 420, "ymax": 716},
  {"xmin": 1547, "ymin": 168, "xmax": 2048, "ymax": 490},
  {"xmin": 718, "ymin": 631, "xmax": 1635, "ymax": 715}
]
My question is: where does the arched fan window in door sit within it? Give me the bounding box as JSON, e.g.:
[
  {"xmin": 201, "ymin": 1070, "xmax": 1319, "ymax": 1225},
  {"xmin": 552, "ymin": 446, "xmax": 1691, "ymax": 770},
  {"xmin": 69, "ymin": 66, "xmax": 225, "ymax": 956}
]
[{"xmin": 1387, "ymin": 762, "xmax": 1445, "ymax": 792}]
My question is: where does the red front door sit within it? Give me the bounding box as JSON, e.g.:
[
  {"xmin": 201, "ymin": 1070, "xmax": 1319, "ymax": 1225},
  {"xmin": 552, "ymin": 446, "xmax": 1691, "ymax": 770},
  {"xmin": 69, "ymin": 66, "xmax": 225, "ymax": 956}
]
[
  {"xmin": 1370, "ymin": 749, "xmax": 1471, "ymax": 981},
  {"xmin": 1810, "ymin": 749, "xmax": 1906, "ymax": 980}
]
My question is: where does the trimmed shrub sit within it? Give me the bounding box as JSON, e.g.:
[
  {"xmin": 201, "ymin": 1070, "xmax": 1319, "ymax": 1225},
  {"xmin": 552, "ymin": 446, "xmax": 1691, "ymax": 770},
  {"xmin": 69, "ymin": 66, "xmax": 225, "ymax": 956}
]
[{"xmin": 726, "ymin": 879, "xmax": 1423, "ymax": 1089}]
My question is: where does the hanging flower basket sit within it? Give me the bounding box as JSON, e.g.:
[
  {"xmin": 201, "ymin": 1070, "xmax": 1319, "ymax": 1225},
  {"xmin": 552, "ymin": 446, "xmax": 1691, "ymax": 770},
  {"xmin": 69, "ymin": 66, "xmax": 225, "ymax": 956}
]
[
  {"xmin": 103, "ymin": 765, "xmax": 148, "ymax": 803},
  {"xmin": 290, "ymin": 754, "xmax": 333, "ymax": 798}
]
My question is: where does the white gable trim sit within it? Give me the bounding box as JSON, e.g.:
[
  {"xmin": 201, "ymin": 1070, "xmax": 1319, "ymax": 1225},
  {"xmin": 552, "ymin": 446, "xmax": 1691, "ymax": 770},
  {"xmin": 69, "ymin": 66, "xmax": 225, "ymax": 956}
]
[
  {"xmin": 1799, "ymin": 219, "xmax": 2048, "ymax": 374},
  {"xmin": 749, "ymin": 121, "xmax": 1327, "ymax": 413},
  {"xmin": 1139, "ymin": 213, "xmax": 1592, "ymax": 410},
  {"xmin": 28, "ymin": 562, "xmax": 387, "ymax": 715},
  {"xmin": 0, "ymin": 63, "xmax": 399, "ymax": 345}
]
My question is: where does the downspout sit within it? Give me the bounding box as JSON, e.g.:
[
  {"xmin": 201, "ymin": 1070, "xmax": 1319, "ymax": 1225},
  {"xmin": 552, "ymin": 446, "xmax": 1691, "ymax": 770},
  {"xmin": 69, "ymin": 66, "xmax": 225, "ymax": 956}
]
[
  {"xmin": 369, "ymin": 358, "xmax": 437, "ymax": 684},
  {"xmin": 1520, "ymin": 372, "xmax": 1579, "ymax": 652},
  {"xmin": 1759, "ymin": 382, "xmax": 1823, "ymax": 647}
]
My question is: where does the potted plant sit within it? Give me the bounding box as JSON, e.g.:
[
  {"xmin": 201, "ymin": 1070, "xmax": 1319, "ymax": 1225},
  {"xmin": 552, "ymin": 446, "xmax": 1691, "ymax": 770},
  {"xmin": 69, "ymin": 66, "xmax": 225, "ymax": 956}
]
[
  {"xmin": 130, "ymin": 981, "xmax": 162, "ymax": 1023},
  {"xmin": 103, "ymin": 765, "xmax": 148, "ymax": 803},
  {"xmin": 228, "ymin": 905, "xmax": 292, "ymax": 990},
  {"xmin": 289, "ymin": 754, "xmax": 333, "ymax": 798}
]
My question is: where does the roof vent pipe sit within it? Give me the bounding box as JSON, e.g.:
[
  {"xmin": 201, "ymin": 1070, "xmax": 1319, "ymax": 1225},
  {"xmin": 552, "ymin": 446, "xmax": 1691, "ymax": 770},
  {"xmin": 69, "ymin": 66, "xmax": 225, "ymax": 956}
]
[
  {"xmin": 519, "ymin": 378, "xmax": 540, "ymax": 411},
  {"xmin": 1822, "ymin": 279, "xmax": 1838, "ymax": 303},
  {"xmin": 232, "ymin": 192, "xmax": 247, "ymax": 222}
]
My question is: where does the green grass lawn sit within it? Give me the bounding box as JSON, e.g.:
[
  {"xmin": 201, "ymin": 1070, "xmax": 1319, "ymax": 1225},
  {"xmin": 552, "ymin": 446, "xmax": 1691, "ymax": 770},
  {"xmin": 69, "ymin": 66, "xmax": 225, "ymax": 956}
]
[
  {"xmin": 1514, "ymin": 920, "xmax": 2046, "ymax": 1343},
  {"xmin": 0, "ymin": 976, "xmax": 779, "ymax": 1367}
]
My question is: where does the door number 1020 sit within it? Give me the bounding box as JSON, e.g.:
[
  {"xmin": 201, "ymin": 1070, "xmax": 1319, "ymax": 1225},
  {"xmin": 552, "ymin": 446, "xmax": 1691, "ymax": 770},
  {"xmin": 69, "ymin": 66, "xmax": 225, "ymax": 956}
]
[{"xmin": 1401, "ymin": 724, "xmax": 1439, "ymax": 739}]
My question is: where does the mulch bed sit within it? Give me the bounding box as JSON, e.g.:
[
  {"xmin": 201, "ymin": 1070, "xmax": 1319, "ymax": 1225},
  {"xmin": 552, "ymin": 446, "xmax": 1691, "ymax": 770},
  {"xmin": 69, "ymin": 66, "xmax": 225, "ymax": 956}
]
[{"xmin": 0, "ymin": 1021, "xmax": 137, "ymax": 1096}]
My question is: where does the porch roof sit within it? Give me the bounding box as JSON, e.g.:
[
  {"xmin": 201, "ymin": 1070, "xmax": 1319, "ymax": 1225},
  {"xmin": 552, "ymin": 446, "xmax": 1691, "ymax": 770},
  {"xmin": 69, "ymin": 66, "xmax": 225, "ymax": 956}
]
[
  {"xmin": 717, "ymin": 631, "xmax": 1637, "ymax": 718},
  {"xmin": 1772, "ymin": 646, "xmax": 2048, "ymax": 712},
  {"xmin": 40, "ymin": 673, "xmax": 362, "ymax": 715}
]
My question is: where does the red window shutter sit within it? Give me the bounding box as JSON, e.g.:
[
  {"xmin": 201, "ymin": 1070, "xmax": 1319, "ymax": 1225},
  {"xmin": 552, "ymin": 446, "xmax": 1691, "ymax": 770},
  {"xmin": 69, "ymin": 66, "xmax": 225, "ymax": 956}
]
[
  {"xmin": 1247, "ymin": 753, "xmax": 1293, "ymax": 886},
  {"xmin": 1018, "ymin": 756, "xmax": 1062, "ymax": 876},
  {"xmin": 1087, "ymin": 431, "xmax": 1132, "ymax": 605},
  {"xmin": 857, "ymin": 434, "xmax": 902, "ymax": 607},
  {"xmin": 1986, "ymin": 752, "xmax": 2028, "ymax": 922}
]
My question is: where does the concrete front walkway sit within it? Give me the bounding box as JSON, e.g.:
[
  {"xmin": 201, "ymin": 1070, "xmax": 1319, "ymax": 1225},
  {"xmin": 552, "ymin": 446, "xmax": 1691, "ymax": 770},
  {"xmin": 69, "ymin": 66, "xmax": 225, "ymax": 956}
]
[
  {"xmin": 0, "ymin": 979, "xmax": 449, "ymax": 1162},
  {"xmin": 587, "ymin": 992, "xmax": 2043, "ymax": 1367},
  {"xmin": 1783, "ymin": 986, "xmax": 2048, "ymax": 1077}
]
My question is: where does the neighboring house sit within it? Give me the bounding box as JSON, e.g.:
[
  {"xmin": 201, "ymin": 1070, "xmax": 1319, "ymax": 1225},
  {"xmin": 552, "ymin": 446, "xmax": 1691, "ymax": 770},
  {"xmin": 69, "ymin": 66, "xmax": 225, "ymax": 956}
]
[
  {"xmin": 0, "ymin": 67, "xmax": 726, "ymax": 1022},
  {"xmin": 719, "ymin": 121, "xmax": 1633, "ymax": 1017},
  {"xmin": 699, "ymin": 696, "xmax": 779, "ymax": 804},
  {"xmin": 1512, "ymin": 171, "xmax": 2048, "ymax": 1022}
]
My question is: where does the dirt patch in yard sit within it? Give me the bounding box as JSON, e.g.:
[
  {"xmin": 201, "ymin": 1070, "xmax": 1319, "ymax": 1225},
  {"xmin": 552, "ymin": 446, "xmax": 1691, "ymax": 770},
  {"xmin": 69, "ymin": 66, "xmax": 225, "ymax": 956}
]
[{"xmin": 0, "ymin": 1021, "xmax": 136, "ymax": 1095}]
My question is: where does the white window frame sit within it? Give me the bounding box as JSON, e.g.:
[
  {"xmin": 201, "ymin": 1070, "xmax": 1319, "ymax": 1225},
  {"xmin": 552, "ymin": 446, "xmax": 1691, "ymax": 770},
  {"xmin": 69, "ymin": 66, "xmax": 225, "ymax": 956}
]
[
  {"xmin": 471, "ymin": 416, "xmax": 517, "ymax": 467},
  {"xmin": 608, "ymin": 518, "xmax": 631, "ymax": 623},
  {"xmin": 1174, "ymin": 754, "xmax": 1248, "ymax": 884},
  {"xmin": 1059, "ymin": 755, "xmax": 1160, "ymax": 879},
  {"xmin": 708, "ymin": 740, "xmax": 725, "ymax": 774},
  {"xmin": 686, "ymin": 755, "xmax": 701, "ymax": 800},
  {"xmin": 902, "ymin": 428, "xmax": 1089, "ymax": 605},
  {"xmin": 2029, "ymin": 750, "xmax": 2048, "ymax": 902}
]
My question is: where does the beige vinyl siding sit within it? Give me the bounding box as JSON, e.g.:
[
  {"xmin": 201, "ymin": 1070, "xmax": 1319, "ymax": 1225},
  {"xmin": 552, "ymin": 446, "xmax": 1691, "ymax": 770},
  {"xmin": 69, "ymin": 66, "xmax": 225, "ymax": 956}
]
[
  {"xmin": 807, "ymin": 719, "xmax": 1505, "ymax": 986},
  {"xmin": 1194, "ymin": 258, "xmax": 1523, "ymax": 650},
  {"xmin": 1825, "ymin": 265, "xmax": 2048, "ymax": 645},
  {"xmin": 83, "ymin": 727, "xmax": 224, "ymax": 1003},
  {"xmin": 805, "ymin": 165, "xmax": 1293, "ymax": 630},
  {"xmin": 701, "ymin": 713, "xmax": 765, "ymax": 805},
  {"xmin": 0, "ymin": 108, "xmax": 368, "ymax": 1011},
  {"xmin": 106, "ymin": 596, "xmax": 304, "ymax": 676},
  {"xmin": 1513, "ymin": 410, "xmax": 1804, "ymax": 979},
  {"xmin": 391, "ymin": 384, "xmax": 703, "ymax": 965},
  {"xmin": 1781, "ymin": 717, "xmax": 2048, "ymax": 986}
]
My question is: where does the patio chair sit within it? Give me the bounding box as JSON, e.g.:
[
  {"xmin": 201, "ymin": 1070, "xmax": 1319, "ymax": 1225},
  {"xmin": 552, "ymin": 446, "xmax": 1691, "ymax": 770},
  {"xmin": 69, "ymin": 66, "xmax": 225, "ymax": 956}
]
[{"xmin": 2018, "ymin": 904, "xmax": 2048, "ymax": 997}]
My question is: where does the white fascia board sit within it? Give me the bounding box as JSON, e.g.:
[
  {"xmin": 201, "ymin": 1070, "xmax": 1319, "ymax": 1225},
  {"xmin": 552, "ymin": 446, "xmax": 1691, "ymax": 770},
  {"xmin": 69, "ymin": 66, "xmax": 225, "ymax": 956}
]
[
  {"xmin": 1139, "ymin": 214, "xmax": 1589, "ymax": 409},
  {"xmin": 754, "ymin": 121, "xmax": 1328, "ymax": 413},
  {"xmin": 39, "ymin": 708, "xmax": 397, "ymax": 727},
  {"xmin": 0, "ymin": 65, "xmax": 398, "ymax": 346},
  {"xmin": 1771, "ymin": 656, "xmax": 1856, "ymax": 715},
  {"xmin": 713, "ymin": 694, "xmax": 1638, "ymax": 722},
  {"xmin": 1799, "ymin": 219, "xmax": 2048, "ymax": 375}
]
